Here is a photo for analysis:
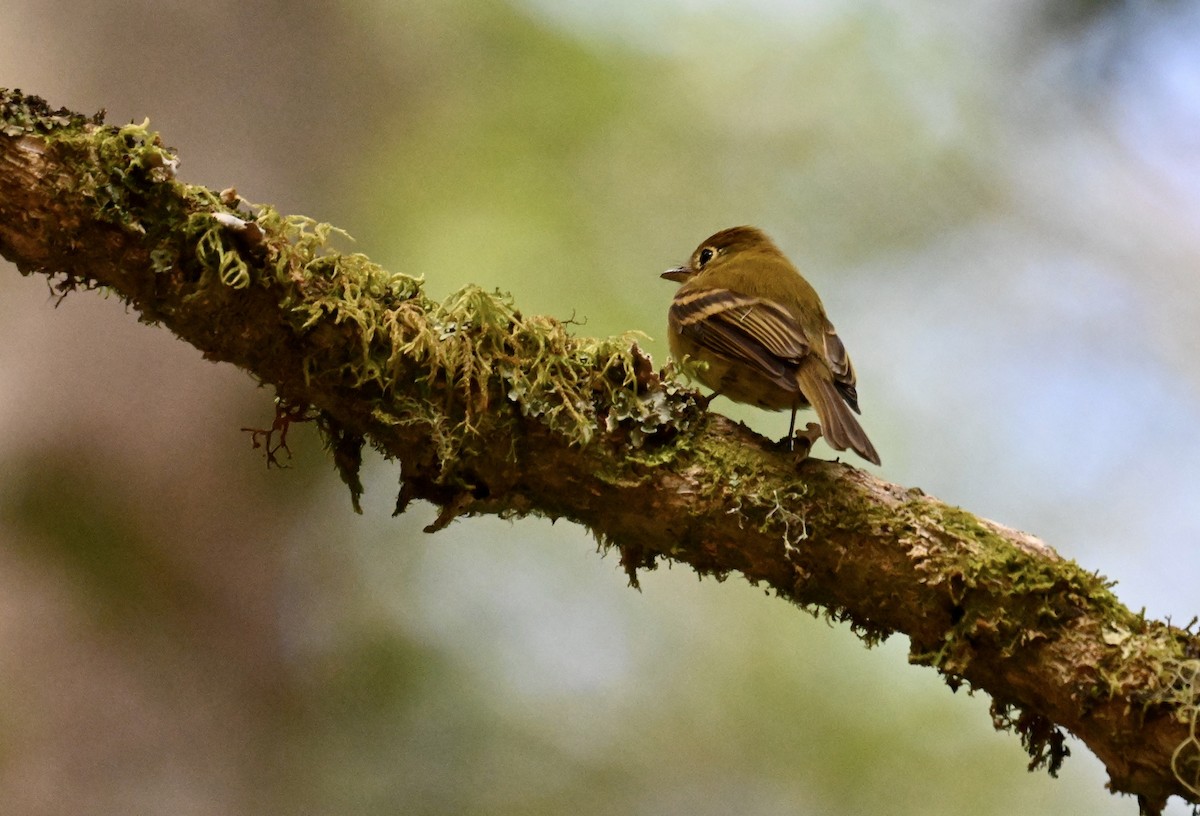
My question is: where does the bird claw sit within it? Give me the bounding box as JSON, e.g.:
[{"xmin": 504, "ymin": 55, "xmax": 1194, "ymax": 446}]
[{"xmin": 778, "ymin": 422, "xmax": 822, "ymax": 460}]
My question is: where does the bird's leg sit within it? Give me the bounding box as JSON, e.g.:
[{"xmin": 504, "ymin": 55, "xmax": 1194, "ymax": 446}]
[
  {"xmin": 778, "ymin": 406, "xmax": 822, "ymax": 458},
  {"xmin": 695, "ymin": 388, "xmax": 722, "ymax": 411}
]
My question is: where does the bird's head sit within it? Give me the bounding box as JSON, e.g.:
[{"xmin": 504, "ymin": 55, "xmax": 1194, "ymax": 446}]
[{"xmin": 661, "ymin": 226, "xmax": 780, "ymax": 283}]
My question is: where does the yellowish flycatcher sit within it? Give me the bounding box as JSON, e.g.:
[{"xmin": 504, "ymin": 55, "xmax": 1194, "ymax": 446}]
[{"xmin": 662, "ymin": 226, "xmax": 881, "ymax": 465}]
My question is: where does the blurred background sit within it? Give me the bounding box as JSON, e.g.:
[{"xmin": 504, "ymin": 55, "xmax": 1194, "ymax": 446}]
[{"xmin": 2, "ymin": 1, "xmax": 1199, "ymax": 813}]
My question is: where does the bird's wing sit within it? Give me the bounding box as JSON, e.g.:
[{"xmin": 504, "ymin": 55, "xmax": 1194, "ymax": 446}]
[{"xmin": 669, "ymin": 287, "xmax": 810, "ymax": 388}]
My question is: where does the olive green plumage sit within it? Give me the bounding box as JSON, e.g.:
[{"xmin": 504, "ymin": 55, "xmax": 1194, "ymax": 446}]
[{"xmin": 662, "ymin": 226, "xmax": 880, "ymax": 466}]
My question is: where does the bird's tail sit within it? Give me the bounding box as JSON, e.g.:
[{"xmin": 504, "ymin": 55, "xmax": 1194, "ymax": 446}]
[{"xmin": 796, "ymin": 364, "xmax": 881, "ymax": 466}]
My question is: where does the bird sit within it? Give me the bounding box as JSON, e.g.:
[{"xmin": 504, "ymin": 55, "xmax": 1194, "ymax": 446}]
[{"xmin": 662, "ymin": 226, "xmax": 881, "ymax": 465}]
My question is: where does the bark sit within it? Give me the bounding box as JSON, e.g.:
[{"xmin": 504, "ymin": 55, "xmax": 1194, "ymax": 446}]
[{"xmin": 1, "ymin": 88, "xmax": 1197, "ymax": 814}]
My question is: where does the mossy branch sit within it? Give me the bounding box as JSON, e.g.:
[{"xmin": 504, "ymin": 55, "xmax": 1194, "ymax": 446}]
[{"xmin": 1, "ymin": 88, "xmax": 1197, "ymax": 814}]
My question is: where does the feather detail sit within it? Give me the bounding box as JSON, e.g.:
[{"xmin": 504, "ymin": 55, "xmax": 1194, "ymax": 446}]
[
  {"xmin": 795, "ymin": 362, "xmax": 881, "ymax": 465},
  {"xmin": 669, "ymin": 287, "xmax": 810, "ymax": 391}
]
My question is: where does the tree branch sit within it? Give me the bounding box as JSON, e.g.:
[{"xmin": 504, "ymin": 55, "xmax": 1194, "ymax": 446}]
[{"xmin": 1, "ymin": 88, "xmax": 1197, "ymax": 814}]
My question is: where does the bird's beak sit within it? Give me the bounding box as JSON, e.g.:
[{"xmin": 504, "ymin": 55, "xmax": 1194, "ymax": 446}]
[{"xmin": 661, "ymin": 266, "xmax": 690, "ymax": 282}]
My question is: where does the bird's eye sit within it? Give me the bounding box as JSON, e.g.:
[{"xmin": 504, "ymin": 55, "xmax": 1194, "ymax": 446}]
[{"xmin": 697, "ymin": 247, "xmax": 716, "ymax": 268}]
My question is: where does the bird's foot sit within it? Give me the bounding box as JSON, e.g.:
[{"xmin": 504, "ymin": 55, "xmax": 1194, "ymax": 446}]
[{"xmin": 777, "ymin": 422, "xmax": 822, "ymax": 461}]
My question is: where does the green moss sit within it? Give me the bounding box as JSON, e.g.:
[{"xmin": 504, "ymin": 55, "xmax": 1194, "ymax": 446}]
[
  {"xmin": 247, "ymin": 217, "xmax": 701, "ymax": 478},
  {"xmin": 681, "ymin": 432, "xmax": 813, "ymax": 550},
  {"xmin": 896, "ymin": 500, "xmax": 1200, "ymax": 781},
  {"xmin": 61, "ymin": 118, "xmax": 188, "ymax": 236},
  {"xmin": 0, "ymin": 88, "xmax": 96, "ymax": 136},
  {"xmin": 906, "ymin": 503, "xmax": 1129, "ymax": 647}
]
